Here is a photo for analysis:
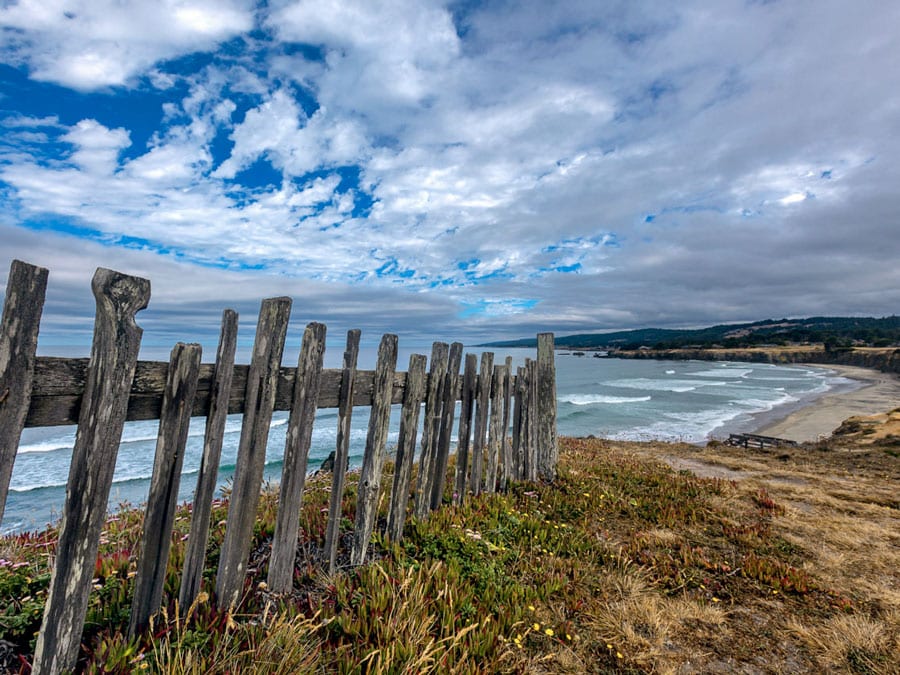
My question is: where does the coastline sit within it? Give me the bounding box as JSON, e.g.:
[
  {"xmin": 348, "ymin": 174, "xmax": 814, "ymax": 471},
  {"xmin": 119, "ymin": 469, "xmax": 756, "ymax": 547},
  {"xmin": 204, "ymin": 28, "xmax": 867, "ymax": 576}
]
[{"xmin": 750, "ymin": 364, "xmax": 900, "ymax": 443}]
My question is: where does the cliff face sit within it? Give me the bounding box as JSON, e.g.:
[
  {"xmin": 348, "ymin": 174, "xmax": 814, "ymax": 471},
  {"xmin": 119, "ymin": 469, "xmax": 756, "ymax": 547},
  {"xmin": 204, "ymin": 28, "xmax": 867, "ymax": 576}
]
[{"xmin": 613, "ymin": 348, "xmax": 900, "ymax": 375}]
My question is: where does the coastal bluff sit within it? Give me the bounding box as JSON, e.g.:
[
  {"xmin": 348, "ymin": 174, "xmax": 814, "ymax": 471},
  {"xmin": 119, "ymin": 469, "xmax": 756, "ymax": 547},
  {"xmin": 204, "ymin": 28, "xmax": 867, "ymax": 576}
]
[{"xmin": 609, "ymin": 346, "xmax": 900, "ymax": 375}]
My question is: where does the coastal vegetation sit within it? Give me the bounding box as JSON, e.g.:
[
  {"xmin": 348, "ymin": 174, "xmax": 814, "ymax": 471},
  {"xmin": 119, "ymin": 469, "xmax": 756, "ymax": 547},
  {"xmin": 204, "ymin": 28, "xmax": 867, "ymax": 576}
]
[
  {"xmin": 487, "ymin": 316, "xmax": 900, "ymax": 351},
  {"xmin": 2, "ymin": 432, "xmax": 897, "ymax": 673}
]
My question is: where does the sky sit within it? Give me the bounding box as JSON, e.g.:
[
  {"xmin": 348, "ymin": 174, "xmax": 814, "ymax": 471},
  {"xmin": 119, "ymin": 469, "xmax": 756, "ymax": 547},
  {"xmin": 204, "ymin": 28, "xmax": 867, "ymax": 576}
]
[{"xmin": 1, "ymin": 0, "xmax": 898, "ymax": 354}]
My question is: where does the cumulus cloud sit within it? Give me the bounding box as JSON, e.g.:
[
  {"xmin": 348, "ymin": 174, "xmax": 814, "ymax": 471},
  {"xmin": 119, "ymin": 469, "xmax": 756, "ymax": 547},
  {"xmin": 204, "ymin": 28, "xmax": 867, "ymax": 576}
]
[{"xmin": 1, "ymin": 0, "xmax": 899, "ymax": 344}]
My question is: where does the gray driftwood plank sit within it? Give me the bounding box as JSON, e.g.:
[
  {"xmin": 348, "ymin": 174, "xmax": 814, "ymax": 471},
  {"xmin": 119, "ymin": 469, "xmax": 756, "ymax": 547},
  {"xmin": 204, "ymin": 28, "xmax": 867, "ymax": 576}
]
[
  {"xmin": 216, "ymin": 297, "xmax": 291, "ymax": 610},
  {"xmin": 430, "ymin": 342, "xmax": 462, "ymax": 510},
  {"xmin": 129, "ymin": 342, "xmax": 202, "ymax": 637},
  {"xmin": 350, "ymin": 334, "xmax": 398, "ymax": 566},
  {"xmin": 268, "ymin": 322, "xmax": 327, "ymax": 593},
  {"xmin": 32, "ymin": 268, "xmax": 150, "ymax": 675},
  {"xmin": 469, "ymin": 352, "xmax": 494, "ymax": 496},
  {"xmin": 537, "ymin": 333, "xmax": 558, "ymax": 481},
  {"xmin": 324, "ymin": 330, "xmax": 360, "ymax": 573},
  {"xmin": 179, "ymin": 310, "xmax": 238, "ymax": 609},
  {"xmin": 386, "ymin": 353, "xmax": 427, "ymax": 540},
  {"xmin": 485, "ymin": 364, "xmax": 504, "ymax": 493},
  {"xmin": 413, "ymin": 342, "xmax": 448, "ymax": 518},
  {"xmin": 453, "ymin": 353, "xmax": 477, "ymax": 504},
  {"xmin": 500, "ymin": 358, "xmax": 513, "ymax": 491},
  {"xmin": 0, "ymin": 260, "xmax": 48, "ymax": 522}
]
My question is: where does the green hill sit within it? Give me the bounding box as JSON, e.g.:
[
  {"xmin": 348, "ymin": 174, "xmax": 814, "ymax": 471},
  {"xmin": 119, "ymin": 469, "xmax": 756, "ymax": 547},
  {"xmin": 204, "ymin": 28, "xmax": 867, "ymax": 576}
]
[{"xmin": 484, "ymin": 316, "xmax": 900, "ymax": 350}]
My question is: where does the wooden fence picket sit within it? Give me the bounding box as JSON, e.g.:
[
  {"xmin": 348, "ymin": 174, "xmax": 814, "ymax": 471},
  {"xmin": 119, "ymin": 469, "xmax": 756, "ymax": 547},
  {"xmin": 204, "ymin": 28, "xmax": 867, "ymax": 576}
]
[
  {"xmin": 0, "ymin": 260, "xmax": 48, "ymax": 522},
  {"xmin": 414, "ymin": 342, "xmax": 448, "ymax": 518},
  {"xmin": 216, "ymin": 297, "xmax": 291, "ymax": 610},
  {"xmin": 470, "ymin": 352, "xmax": 494, "ymax": 495},
  {"xmin": 324, "ymin": 329, "xmax": 360, "ymax": 573},
  {"xmin": 129, "ymin": 342, "xmax": 202, "ymax": 637},
  {"xmin": 350, "ymin": 334, "xmax": 398, "ymax": 566},
  {"xmin": 32, "ymin": 268, "xmax": 150, "ymax": 675},
  {"xmin": 453, "ymin": 353, "xmax": 478, "ymax": 504},
  {"xmin": 430, "ymin": 342, "xmax": 463, "ymax": 510},
  {"xmin": 180, "ymin": 309, "xmax": 238, "ymax": 609},
  {"xmin": 268, "ymin": 322, "xmax": 327, "ymax": 593},
  {"xmin": 386, "ymin": 353, "xmax": 427, "ymax": 541}
]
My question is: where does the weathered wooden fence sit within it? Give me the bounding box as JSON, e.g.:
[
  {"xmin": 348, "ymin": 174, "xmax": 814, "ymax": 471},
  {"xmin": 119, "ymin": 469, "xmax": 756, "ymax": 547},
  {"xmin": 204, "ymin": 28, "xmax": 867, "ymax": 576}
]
[{"xmin": 0, "ymin": 260, "xmax": 558, "ymax": 675}]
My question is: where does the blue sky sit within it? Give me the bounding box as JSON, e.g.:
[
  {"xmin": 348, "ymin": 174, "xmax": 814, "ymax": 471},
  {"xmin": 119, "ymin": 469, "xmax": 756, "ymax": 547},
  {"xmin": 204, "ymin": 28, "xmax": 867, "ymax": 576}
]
[{"xmin": 1, "ymin": 0, "xmax": 898, "ymax": 351}]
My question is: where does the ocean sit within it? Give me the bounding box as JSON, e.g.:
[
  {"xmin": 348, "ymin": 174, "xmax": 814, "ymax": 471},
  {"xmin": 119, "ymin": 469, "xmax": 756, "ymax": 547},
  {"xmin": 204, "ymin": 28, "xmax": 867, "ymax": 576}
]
[{"xmin": 2, "ymin": 349, "xmax": 858, "ymax": 534}]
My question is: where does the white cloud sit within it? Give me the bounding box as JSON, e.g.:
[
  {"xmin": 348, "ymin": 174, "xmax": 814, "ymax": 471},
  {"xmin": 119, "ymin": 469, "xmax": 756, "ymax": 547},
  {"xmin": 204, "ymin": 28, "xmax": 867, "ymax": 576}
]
[{"xmin": 0, "ymin": 0, "xmax": 255, "ymax": 89}]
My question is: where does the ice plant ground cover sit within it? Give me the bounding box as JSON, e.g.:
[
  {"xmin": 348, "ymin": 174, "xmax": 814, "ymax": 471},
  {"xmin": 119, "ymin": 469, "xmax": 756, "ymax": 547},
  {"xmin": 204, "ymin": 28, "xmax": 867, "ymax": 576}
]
[{"xmin": 1, "ymin": 433, "xmax": 898, "ymax": 673}]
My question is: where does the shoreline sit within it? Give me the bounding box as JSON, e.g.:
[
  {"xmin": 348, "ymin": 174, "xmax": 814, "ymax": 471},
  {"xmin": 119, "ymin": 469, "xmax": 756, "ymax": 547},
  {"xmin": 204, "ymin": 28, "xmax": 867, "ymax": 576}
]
[{"xmin": 749, "ymin": 364, "xmax": 900, "ymax": 443}]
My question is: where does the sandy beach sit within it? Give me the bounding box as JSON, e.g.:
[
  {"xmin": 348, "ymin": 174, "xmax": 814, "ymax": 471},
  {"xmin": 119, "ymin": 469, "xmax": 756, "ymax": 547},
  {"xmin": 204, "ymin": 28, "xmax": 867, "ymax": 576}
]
[{"xmin": 755, "ymin": 364, "xmax": 900, "ymax": 442}]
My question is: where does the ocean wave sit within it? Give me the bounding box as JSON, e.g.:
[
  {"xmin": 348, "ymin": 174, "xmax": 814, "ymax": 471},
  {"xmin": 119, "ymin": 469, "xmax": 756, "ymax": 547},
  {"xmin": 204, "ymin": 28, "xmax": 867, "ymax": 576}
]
[
  {"xmin": 688, "ymin": 368, "xmax": 753, "ymax": 379},
  {"xmin": 560, "ymin": 394, "xmax": 652, "ymax": 405},
  {"xmin": 606, "ymin": 378, "xmax": 727, "ymax": 393}
]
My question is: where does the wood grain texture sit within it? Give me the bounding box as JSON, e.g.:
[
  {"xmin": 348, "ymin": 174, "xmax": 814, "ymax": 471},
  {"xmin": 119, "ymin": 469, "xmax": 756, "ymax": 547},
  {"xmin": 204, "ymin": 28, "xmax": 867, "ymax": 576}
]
[
  {"xmin": 180, "ymin": 310, "xmax": 238, "ymax": 609},
  {"xmin": 0, "ymin": 260, "xmax": 48, "ymax": 522},
  {"xmin": 413, "ymin": 342, "xmax": 448, "ymax": 518},
  {"xmin": 216, "ymin": 297, "xmax": 291, "ymax": 610},
  {"xmin": 25, "ymin": 360, "xmax": 410, "ymax": 427},
  {"xmin": 268, "ymin": 322, "xmax": 327, "ymax": 593},
  {"xmin": 430, "ymin": 342, "xmax": 462, "ymax": 510},
  {"xmin": 129, "ymin": 343, "xmax": 202, "ymax": 637},
  {"xmin": 386, "ymin": 353, "xmax": 427, "ymax": 541},
  {"xmin": 32, "ymin": 267, "xmax": 150, "ymax": 675},
  {"xmin": 537, "ymin": 333, "xmax": 558, "ymax": 481},
  {"xmin": 469, "ymin": 352, "xmax": 494, "ymax": 496},
  {"xmin": 453, "ymin": 353, "xmax": 477, "ymax": 505},
  {"xmin": 324, "ymin": 330, "xmax": 360, "ymax": 573},
  {"xmin": 500, "ymin": 358, "xmax": 513, "ymax": 491},
  {"xmin": 350, "ymin": 334, "xmax": 398, "ymax": 566},
  {"xmin": 485, "ymin": 364, "xmax": 504, "ymax": 493}
]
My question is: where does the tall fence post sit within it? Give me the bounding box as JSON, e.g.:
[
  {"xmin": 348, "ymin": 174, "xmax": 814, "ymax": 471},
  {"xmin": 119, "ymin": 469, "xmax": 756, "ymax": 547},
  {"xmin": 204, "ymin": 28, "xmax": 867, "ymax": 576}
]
[
  {"xmin": 513, "ymin": 365, "xmax": 526, "ymax": 480},
  {"xmin": 414, "ymin": 342, "xmax": 448, "ymax": 518},
  {"xmin": 350, "ymin": 334, "xmax": 398, "ymax": 565},
  {"xmin": 324, "ymin": 330, "xmax": 360, "ymax": 573},
  {"xmin": 386, "ymin": 353, "xmax": 427, "ymax": 541},
  {"xmin": 430, "ymin": 342, "xmax": 462, "ymax": 510},
  {"xmin": 32, "ymin": 268, "xmax": 150, "ymax": 675},
  {"xmin": 485, "ymin": 364, "xmax": 504, "ymax": 493},
  {"xmin": 129, "ymin": 342, "xmax": 202, "ymax": 637},
  {"xmin": 453, "ymin": 353, "xmax": 477, "ymax": 504},
  {"xmin": 536, "ymin": 333, "xmax": 558, "ymax": 480},
  {"xmin": 268, "ymin": 322, "xmax": 327, "ymax": 593},
  {"xmin": 470, "ymin": 352, "xmax": 494, "ymax": 496},
  {"xmin": 0, "ymin": 260, "xmax": 48, "ymax": 523},
  {"xmin": 216, "ymin": 297, "xmax": 291, "ymax": 610},
  {"xmin": 499, "ymin": 359, "xmax": 513, "ymax": 491},
  {"xmin": 180, "ymin": 309, "xmax": 238, "ymax": 609}
]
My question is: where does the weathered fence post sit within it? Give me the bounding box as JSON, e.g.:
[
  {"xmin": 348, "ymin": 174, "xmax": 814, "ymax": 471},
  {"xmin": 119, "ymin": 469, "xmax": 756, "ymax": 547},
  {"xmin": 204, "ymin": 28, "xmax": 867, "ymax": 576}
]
[
  {"xmin": 216, "ymin": 297, "xmax": 291, "ymax": 610},
  {"xmin": 499, "ymin": 358, "xmax": 513, "ymax": 491},
  {"xmin": 470, "ymin": 352, "xmax": 494, "ymax": 496},
  {"xmin": 386, "ymin": 353, "xmax": 427, "ymax": 540},
  {"xmin": 129, "ymin": 342, "xmax": 202, "ymax": 637},
  {"xmin": 453, "ymin": 353, "xmax": 477, "ymax": 504},
  {"xmin": 32, "ymin": 268, "xmax": 150, "ymax": 675},
  {"xmin": 0, "ymin": 260, "xmax": 48, "ymax": 523},
  {"xmin": 430, "ymin": 342, "xmax": 462, "ymax": 510},
  {"xmin": 180, "ymin": 309, "xmax": 238, "ymax": 609},
  {"xmin": 485, "ymin": 364, "xmax": 504, "ymax": 493},
  {"xmin": 268, "ymin": 322, "xmax": 327, "ymax": 593},
  {"xmin": 324, "ymin": 329, "xmax": 360, "ymax": 573},
  {"xmin": 527, "ymin": 359, "xmax": 538, "ymax": 481},
  {"xmin": 350, "ymin": 334, "xmax": 398, "ymax": 565},
  {"xmin": 513, "ymin": 365, "xmax": 526, "ymax": 480},
  {"xmin": 536, "ymin": 333, "xmax": 558, "ymax": 480},
  {"xmin": 414, "ymin": 342, "xmax": 448, "ymax": 518}
]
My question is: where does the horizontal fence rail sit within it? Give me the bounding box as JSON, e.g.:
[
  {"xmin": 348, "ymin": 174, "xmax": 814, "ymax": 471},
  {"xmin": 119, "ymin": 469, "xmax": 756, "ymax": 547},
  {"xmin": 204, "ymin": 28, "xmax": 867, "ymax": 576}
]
[{"xmin": 0, "ymin": 260, "xmax": 558, "ymax": 675}]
